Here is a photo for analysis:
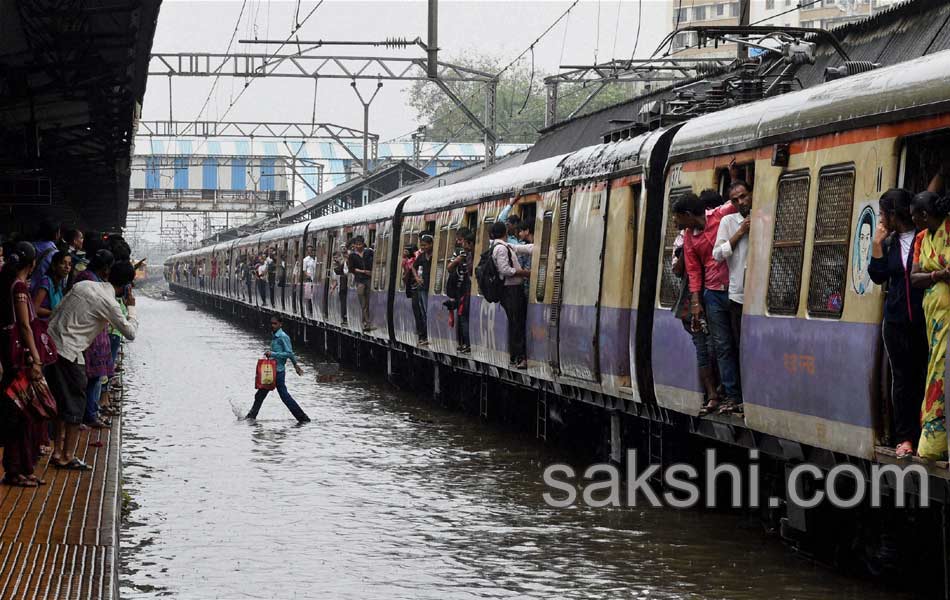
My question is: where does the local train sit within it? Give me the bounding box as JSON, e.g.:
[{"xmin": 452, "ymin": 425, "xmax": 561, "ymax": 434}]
[{"xmin": 166, "ymin": 49, "xmax": 950, "ymax": 462}]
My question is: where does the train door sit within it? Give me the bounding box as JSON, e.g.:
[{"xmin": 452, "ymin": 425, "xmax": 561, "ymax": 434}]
[
  {"xmin": 551, "ymin": 183, "xmax": 608, "ymax": 381},
  {"xmin": 323, "ymin": 231, "xmax": 337, "ymax": 317},
  {"xmin": 290, "ymin": 238, "xmax": 300, "ymax": 315},
  {"xmin": 279, "ymin": 240, "xmax": 288, "ymax": 311}
]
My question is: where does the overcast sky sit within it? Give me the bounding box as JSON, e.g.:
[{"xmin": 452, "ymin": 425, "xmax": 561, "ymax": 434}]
[{"xmin": 143, "ymin": 1, "xmax": 669, "ymax": 141}]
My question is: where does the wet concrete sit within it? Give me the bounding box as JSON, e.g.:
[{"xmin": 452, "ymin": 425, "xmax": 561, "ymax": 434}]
[{"xmin": 120, "ymin": 296, "xmax": 912, "ymax": 599}]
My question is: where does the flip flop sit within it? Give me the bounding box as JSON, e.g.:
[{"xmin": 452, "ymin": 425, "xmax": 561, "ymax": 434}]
[
  {"xmin": 3, "ymin": 475, "xmax": 37, "ymax": 487},
  {"xmin": 53, "ymin": 458, "xmax": 92, "ymax": 471}
]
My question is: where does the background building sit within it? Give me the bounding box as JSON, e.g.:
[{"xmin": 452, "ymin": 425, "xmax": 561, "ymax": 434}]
[{"xmin": 666, "ymin": 0, "xmax": 909, "ymax": 55}]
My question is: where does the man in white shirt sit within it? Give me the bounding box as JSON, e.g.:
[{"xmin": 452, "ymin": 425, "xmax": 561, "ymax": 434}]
[
  {"xmin": 712, "ymin": 181, "xmax": 752, "ymax": 344},
  {"xmin": 489, "ymin": 222, "xmax": 534, "ymax": 369},
  {"xmin": 45, "ymin": 257, "xmax": 139, "ymax": 471},
  {"xmin": 302, "ymin": 246, "xmax": 316, "ymax": 282}
]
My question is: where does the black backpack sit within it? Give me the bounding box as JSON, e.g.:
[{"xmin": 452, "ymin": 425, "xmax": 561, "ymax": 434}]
[{"xmin": 475, "ymin": 243, "xmax": 510, "ymax": 303}]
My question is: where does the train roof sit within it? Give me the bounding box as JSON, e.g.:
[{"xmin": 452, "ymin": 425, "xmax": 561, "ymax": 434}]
[
  {"xmin": 306, "ymin": 195, "xmax": 406, "ymax": 230},
  {"xmin": 669, "ymin": 48, "xmax": 950, "ymax": 162},
  {"xmin": 558, "ymin": 129, "xmax": 669, "ymax": 183}
]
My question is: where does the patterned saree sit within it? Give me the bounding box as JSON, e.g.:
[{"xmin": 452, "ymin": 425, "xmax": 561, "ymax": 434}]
[{"xmin": 916, "ymin": 221, "xmax": 950, "ymax": 460}]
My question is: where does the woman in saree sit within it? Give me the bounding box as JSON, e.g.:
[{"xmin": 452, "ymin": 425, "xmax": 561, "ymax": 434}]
[
  {"xmin": 0, "ymin": 242, "xmax": 45, "ymax": 486},
  {"xmin": 909, "ymin": 191, "xmax": 950, "ymax": 460}
]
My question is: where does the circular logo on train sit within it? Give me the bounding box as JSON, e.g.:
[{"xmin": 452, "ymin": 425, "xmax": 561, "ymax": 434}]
[{"xmin": 851, "ymin": 205, "xmax": 876, "ymax": 295}]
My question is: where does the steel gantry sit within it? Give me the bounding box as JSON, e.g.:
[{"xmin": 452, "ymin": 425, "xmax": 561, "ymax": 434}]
[
  {"xmin": 148, "ymin": 51, "xmax": 499, "ymax": 165},
  {"xmin": 135, "ymin": 120, "xmax": 377, "ymax": 164},
  {"xmin": 543, "ymin": 58, "xmax": 734, "ymax": 127}
]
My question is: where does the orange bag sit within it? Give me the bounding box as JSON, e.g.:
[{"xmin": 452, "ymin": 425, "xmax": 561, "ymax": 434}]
[{"xmin": 255, "ymin": 358, "xmax": 277, "ymax": 390}]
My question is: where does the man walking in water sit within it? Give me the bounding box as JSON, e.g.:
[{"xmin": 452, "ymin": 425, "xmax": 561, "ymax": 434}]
[{"xmin": 246, "ymin": 315, "xmax": 311, "ymax": 423}]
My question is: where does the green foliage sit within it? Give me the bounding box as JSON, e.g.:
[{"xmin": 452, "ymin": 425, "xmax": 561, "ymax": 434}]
[{"xmin": 407, "ymin": 53, "xmax": 636, "ymax": 144}]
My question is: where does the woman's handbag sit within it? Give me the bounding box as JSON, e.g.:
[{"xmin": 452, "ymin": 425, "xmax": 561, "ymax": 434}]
[
  {"xmin": 3, "ymin": 371, "xmax": 57, "ymax": 419},
  {"xmin": 255, "ymin": 358, "xmax": 278, "ymax": 390},
  {"xmin": 27, "ymin": 376, "xmax": 57, "ymax": 419},
  {"xmin": 8, "ymin": 281, "xmax": 58, "ymax": 368}
]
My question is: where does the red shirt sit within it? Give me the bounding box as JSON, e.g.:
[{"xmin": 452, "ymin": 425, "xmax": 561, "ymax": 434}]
[{"xmin": 684, "ymin": 202, "xmax": 738, "ymax": 294}]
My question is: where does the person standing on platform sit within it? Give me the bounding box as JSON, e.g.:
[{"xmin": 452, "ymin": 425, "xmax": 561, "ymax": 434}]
[
  {"xmin": 33, "ymin": 251, "xmax": 71, "ymax": 320},
  {"xmin": 46, "ymin": 255, "xmax": 138, "ymax": 472},
  {"xmin": 246, "ymin": 315, "xmax": 310, "ymax": 423},
  {"xmin": 0, "ymin": 242, "xmax": 45, "ymax": 487}
]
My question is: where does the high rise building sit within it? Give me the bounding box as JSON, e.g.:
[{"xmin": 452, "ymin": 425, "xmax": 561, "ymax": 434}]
[{"xmin": 664, "ymin": 0, "xmax": 908, "ymax": 56}]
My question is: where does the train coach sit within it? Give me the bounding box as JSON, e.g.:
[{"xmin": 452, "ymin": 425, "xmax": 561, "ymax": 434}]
[{"xmin": 167, "ymin": 48, "xmax": 950, "ymax": 464}]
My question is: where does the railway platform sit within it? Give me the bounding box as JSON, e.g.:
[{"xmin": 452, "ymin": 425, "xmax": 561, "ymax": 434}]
[{"xmin": 0, "ymin": 391, "xmax": 123, "ymax": 599}]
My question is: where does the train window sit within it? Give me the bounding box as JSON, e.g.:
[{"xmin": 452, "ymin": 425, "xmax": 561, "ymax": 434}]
[
  {"xmin": 368, "ymin": 228, "xmax": 376, "ymax": 249},
  {"xmin": 465, "ymin": 211, "xmax": 477, "ymax": 233},
  {"xmin": 373, "ymin": 232, "xmax": 387, "ymax": 291},
  {"xmin": 442, "ymin": 226, "xmax": 457, "ymax": 295},
  {"xmin": 480, "ymin": 216, "xmax": 494, "ymax": 256},
  {"xmin": 766, "ymin": 172, "xmax": 811, "ymax": 315},
  {"xmin": 550, "ymin": 190, "xmax": 571, "ymax": 326},
  {"xmin": 520, "ymin": 202, "xmax": 537, "ymax": 229},
  {"xmin": 535, "ymin": 211, "xmax": 554, "ymax": 302},
  {"xmin": 658, "ymin": 187, "xmax": 692, "ymax": 308},
  {"xmin": 806, "ymin": 166, "xmax": 855, "ymax": 318},
  {"xmin": 381, "ymin": 232, "xmax": 391, "ymax": 291}
]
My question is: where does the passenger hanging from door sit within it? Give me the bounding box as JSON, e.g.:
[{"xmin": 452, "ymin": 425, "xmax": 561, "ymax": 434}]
[
  {"xmin": 347, "ymin": 236, "xmax": 374, "ymax": 331},
  {"xmin": 303, "ymin": 245, "xmax": 316, "ymax": 314},
  {"xmin": 908, "ymin": 190, "xmax": 950, "ymax": 461},
  {"xmin": 447, "ymin": 229, "xmax": 474, "ymax": 354},
  {"xmin": 497, "ymin": 197, "xmax": 522, "ymax": 244},
  {"xmin": 411, "ymin": 235, "xmax": 434, "ymax": 346},
  {"xmin": 331, "ymin": 241, "xmax": 349, "ymax": 324},
  {"xmin": 712, "ymin": 181, "xmax": 753, "ymax": 356},
  {"xmin": 869, "ymin": 189, "xmax": 927, "ymax": 460},
  {"xmin": 489, "ymin": 222, "xmax": 533, "ymax": 370},
  {"xmin": 676, "ymin": 191, "xmax": 742, "ymax": 415}
]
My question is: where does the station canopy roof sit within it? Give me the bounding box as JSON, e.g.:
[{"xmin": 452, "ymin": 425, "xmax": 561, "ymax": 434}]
[{"xmin": 0, "ymin": 0, "xmax": 161, "ymax": 233}]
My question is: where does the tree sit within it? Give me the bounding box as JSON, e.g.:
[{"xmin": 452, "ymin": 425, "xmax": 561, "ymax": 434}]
[{"xmin": 407, "ymin": 53, "xmax": 637, "ymax": 144}]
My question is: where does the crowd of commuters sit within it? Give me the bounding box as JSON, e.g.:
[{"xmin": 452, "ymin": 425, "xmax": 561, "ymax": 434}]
[
  {"xmin": 878, "ymin": 170, "xmax": 950, "ymax": 461},
  {"xmin": 670, "ymin": 170, "xmax": 752, "ymax": 418},
  {"xmin": 0, "ymin": 222, "xmax": 138, "ymax": 485},
  {"xmin": 667, "ymin": 163, "xmax": 950, "ymax": 461}
]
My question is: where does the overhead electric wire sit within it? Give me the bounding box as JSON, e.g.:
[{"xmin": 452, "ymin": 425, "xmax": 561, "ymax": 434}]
[
  {"xmin": 185, "ymin": 0, "xmax": 249, "ymax": 135},
  {"xmin": 611, "ymin": 0, "xmax": 622, "ymax": 60},
  {"xmin": 629, "ymin": 0, "xmax": 642, "ymax": 60},
  {"xmin": 188, "ymin": 0, "xmax": 327, "ymax": 157}
]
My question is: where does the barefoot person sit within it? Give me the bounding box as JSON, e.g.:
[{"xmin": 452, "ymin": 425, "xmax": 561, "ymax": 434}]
[{"xmin": 246, "ymin": 315, "xmax": 311, "ymax": 423}]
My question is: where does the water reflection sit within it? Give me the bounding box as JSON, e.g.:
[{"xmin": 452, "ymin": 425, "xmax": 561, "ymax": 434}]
[{"xmin": 120, "ymin": 297, "xmax": 910, "ymax": 599}]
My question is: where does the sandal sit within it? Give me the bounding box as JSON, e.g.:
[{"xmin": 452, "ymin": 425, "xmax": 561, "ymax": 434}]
[
  {"xmin": 53, "ymin": 458, "xmax": 92, "ymax": 471},
  {"xmin": 87, "ymin": 419, "xmax": 111, "ymax": 429},
  {"xmin": 895, "ymin": 441, "xmax": 914, "ymax": 459},
  {"xmin": 27, "ymin": 475, "xmax": 46, "ymax": 486},
  {"xmin": 3, "ymin": 474, "xmax": 38, "ymax": 487},
  {"xmin": 717, "ymin": 400, "xmax": 744, "ymax": 415}
]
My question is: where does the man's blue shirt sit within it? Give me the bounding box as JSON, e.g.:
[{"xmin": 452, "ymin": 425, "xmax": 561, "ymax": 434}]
[{"xmin": 270, "ymin": 328, "xmax": 296, "ymax": 372}]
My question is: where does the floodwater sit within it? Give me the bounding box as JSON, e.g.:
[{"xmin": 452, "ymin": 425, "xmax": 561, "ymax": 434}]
[{"xmin": 120, "ymin": 296, "xmax": 911, "ymax": 599}]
